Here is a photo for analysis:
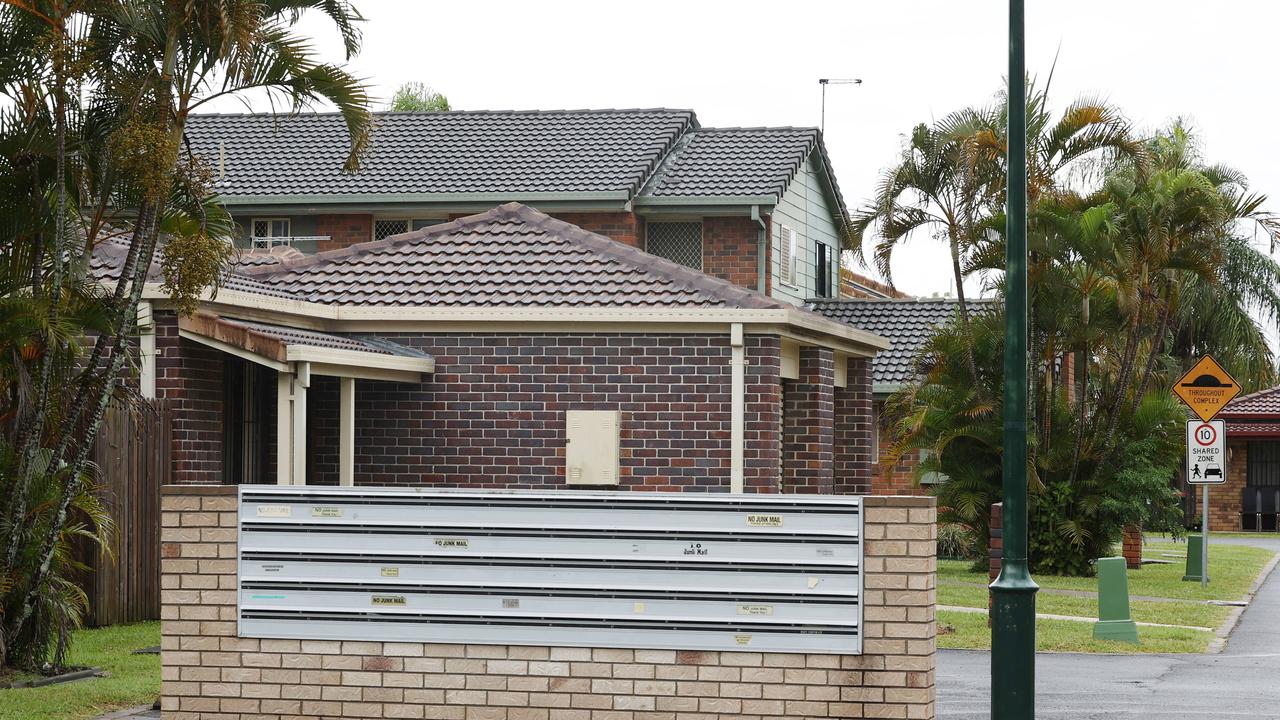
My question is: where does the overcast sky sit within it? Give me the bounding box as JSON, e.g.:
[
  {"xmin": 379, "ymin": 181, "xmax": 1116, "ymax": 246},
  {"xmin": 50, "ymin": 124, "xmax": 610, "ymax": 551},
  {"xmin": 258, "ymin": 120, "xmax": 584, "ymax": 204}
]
[{"xmin": 206, "ymin": 0, "xmax": 1279, "ymax": 301}]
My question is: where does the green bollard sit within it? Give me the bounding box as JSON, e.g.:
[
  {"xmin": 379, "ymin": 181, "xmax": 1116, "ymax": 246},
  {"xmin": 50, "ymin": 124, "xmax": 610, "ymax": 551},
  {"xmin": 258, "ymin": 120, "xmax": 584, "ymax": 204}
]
[
  {"xmin": 1094, "ymin": 556, "xmax": 1140, "ymax": 644},
  {"xmin": 1183, "ymin": 534, "xmax": 1207, "ymax": 583}
]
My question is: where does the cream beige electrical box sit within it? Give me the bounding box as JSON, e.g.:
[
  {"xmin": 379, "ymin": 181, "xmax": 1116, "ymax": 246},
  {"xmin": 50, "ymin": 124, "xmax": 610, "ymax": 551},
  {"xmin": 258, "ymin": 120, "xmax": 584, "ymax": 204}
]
[{"xmin": 565, "ymin": 410, "xmax": 621, "ymax": 485}]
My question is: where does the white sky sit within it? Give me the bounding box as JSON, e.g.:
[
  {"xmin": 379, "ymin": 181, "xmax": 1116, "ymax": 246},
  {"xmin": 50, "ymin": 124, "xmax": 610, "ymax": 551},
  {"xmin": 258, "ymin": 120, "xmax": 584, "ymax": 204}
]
[{"xmin": 206, "ymin": 0, "xmax": 1279, "ymax": 302}]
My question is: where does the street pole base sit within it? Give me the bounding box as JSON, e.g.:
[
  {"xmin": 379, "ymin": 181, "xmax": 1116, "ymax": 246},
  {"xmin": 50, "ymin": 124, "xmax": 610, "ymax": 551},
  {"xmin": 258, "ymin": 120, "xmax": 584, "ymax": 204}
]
[{"xmin": 1093, "ymin": 619, "xmax": 1139, "ymax": 644}]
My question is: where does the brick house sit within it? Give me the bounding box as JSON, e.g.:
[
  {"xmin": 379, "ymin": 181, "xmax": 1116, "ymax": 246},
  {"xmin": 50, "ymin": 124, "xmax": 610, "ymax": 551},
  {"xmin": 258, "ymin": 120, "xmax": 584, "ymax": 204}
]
[
  {"xmin": 97, "ymin": 203, "xmax": 888, "ymax": 492},
  {"xmin": 805, "ymin": 298, "xmax": 994, "ymax": 495},
  {"xmin": 186, "ymin": 108, "xmax": 853, "ymax": 306},
  {"xmin": 1192, "ymin": 386, "xmax": 1280, "ymax": 531}
]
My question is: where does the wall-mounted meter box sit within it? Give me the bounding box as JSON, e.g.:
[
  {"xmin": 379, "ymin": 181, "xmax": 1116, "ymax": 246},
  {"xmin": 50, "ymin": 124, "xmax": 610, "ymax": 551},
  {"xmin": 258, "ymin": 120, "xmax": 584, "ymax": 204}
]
[
  {"xmin": 565, "ymin": 410, "xmax": 620, "ymax": 485},
  {"xmin": 237, "ymin": 486, "xmax": 863, "ymax": 654}
]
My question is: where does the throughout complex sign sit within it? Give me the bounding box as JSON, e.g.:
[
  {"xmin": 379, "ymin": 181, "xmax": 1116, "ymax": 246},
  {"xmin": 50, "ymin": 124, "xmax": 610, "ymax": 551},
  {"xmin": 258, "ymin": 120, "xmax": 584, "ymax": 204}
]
[
  {"xmin": 236, "ymin": 486, "xmax": 864, "ymax": 654},
  {"xmin": 1187, "ymin": 420, "xmax": 1227, "ymax": 485},
  {"xmin": 1173, "ymin": 356, "xmax": 1241, "ymax": 422}
]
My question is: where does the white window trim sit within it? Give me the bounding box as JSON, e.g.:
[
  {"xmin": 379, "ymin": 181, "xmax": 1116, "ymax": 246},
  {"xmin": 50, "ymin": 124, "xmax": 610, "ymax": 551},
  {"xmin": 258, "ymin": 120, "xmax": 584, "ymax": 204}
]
[
  {"xmin": 251, "ymin": 217, "xmax": 291, "ymax": 248},
  {"xmin": 779, "ymin": 224, "xmax": 799, "ymax": 288}
]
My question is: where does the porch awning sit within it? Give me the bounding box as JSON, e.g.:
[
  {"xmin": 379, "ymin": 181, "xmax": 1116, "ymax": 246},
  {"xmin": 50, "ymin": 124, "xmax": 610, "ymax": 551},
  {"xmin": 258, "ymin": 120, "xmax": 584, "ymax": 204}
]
[{"xmin": 177, "ymin": 312, "xmax": 434, "ymax": 382}]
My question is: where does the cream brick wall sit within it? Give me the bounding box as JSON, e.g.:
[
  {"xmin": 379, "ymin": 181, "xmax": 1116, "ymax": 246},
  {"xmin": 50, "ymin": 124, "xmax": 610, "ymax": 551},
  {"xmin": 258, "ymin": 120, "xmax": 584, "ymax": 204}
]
[{"xmin": 160, "ymin": 487, "xmax": 936, "ymax": 720}]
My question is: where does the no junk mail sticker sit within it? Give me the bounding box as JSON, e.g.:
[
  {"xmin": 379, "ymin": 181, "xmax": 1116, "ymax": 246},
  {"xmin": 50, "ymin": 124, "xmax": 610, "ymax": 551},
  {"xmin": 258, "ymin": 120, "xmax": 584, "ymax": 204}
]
[
  {"xmin": 1173, "ymin": 355, "xmax": 1241, "ymax": 422},
  {"xmin": 1187, "ymin": 420, "xmax": 1226, "ymax": 485}
]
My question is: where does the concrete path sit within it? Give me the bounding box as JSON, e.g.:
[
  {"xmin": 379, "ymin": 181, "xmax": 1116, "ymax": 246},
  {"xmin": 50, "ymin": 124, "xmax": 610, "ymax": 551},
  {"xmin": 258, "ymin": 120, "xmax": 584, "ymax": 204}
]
[{"xmin": 939, "ymin": 535, "xmax": 1280, "ymax": 718}]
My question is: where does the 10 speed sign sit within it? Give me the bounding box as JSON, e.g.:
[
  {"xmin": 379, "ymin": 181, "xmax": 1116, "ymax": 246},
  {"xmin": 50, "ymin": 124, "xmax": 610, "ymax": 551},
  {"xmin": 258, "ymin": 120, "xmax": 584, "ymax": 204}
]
[{"xmin": 1186, "ymin": 420, "xmax": 1226, "ymax": 485}]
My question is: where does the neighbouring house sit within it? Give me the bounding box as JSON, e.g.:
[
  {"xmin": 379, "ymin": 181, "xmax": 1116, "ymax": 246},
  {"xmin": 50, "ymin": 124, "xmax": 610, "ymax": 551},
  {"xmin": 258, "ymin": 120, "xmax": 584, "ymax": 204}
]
[
  {"xmin": 95, "ymin": 203, "xmax": 887, "ymax": 492},
  {"xmin": 839, "ymin": 266, "xmax": 907, "ymax": 300},
  {"xmin": 806, "ymin": 297, "xmax": 990, "ymax": 495},
  {"xmin": 1196, "ymin": 386, "xmax": 1280, "ymax": 531},
  {"xmin": 185, "ymin": 108, "xmax": 851, "ymax": 305}
]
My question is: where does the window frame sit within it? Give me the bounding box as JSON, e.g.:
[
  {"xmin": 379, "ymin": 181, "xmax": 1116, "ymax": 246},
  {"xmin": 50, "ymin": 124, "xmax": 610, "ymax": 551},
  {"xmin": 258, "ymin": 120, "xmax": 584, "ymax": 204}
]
[
  {"xmin": 644, "ymin": 220, "xmax": 705, "ymax": 271},
  {"xmin": 779, "ymin": 224, "xmax": 799, "ymax": 287},
  {"xmin": 373, "ymin": 217, "xmax": 446, "ymax": 241},
  {"xmin": 250, "ymin": 217, "xmax": 291, "ymax": 248},
  {"xmin": 815, "ymin": 242, "xmax": 835, "ymax": 298}
]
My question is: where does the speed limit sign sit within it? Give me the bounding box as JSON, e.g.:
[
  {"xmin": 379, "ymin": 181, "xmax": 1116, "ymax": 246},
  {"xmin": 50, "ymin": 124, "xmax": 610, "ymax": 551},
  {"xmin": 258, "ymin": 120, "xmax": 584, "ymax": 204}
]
[{"xmin": 1187, "ymin": 420, "xmax": 1226, "ymax": 484}]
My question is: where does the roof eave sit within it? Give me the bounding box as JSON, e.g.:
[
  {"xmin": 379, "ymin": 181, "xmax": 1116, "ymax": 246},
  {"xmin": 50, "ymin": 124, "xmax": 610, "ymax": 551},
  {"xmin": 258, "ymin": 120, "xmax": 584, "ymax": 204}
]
[{"xmin": 217, "ymin": 191, "xmax": 632, "ymax": 207}]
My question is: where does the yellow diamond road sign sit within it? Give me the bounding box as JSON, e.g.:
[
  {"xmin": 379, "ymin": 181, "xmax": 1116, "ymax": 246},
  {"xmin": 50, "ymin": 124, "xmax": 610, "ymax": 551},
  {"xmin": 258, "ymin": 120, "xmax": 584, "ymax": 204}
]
[{"xmin": 1173, "ymin": 355, "xmax": 1241, "ymax": 422}]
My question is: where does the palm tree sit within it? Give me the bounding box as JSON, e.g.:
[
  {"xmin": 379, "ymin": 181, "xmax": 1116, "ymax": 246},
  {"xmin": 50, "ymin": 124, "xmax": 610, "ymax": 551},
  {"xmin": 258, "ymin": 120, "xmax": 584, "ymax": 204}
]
[{"xmin": 1, "ymin": 0, "xmax": 374, "ymax": 666}]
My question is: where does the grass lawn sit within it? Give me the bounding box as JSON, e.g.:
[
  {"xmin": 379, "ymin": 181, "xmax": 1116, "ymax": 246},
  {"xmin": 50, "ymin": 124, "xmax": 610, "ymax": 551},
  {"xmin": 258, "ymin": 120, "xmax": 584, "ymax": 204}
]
[
  {"xmin": 938, "ymin": 609, "xmax": 1215, "ymax": 654},
  {"xmin": 0, "ymin": 621, "xmax": 160, "ymax": 720},
  {"xmin": 936, "ymin": 538, "xmax": 1277, "ymax": 653}
]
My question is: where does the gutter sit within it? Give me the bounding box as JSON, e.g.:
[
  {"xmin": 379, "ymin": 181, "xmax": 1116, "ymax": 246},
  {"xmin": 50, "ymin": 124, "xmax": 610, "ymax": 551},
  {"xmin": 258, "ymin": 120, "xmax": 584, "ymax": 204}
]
[{"xmin": 751, "ymin": 205, "xmax": 768, "ymax": 294}]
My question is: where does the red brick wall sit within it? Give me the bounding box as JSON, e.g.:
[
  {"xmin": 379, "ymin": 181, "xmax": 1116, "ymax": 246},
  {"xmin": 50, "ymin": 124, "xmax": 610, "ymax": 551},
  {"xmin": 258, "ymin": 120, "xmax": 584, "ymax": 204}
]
[
  {"xmin": 872, "ymin": 400, "xmax": 930, "ymax": 496},
  {"xmin": 701, "ymin": 216, "xmax": 763, "ymax": 291},
  {"xmin": 834, "ymin": 357, "xmax": 873, "ymax": 494},
  {"xmin": 551, "ymin": 212, "xmax": 643, "ymax": 248},
  {"xmin": 305, "ymin": 333, "xmax": 786, "ymax": 491},
  {"xmin": 314, "ymin": 214, "xmax": 373, "ymax": 251},
  {"xmin": 1200, "ymin": 437, "xmax": 1248, "ymax": 531},
  {"xmin": 155, "ymin": 314, "xmax": 225, "ymax": 484},
  {"xmin": 781, "ymin": 346, "xmax": 835, "ymax": 494}
]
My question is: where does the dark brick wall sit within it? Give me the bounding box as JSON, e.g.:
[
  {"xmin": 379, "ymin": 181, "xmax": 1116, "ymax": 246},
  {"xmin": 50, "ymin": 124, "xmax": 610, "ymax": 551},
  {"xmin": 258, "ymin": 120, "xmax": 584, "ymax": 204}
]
[
  {"xmin": 872, "ymin": 399, "xmax": 931, "ymax": 496},
  {"xmin": 834, "ymin": 357, "xmax": 873, "ymax": 494},
  {"xmin": 701, "ymin": 216, "xmax": 764, "ymax": 291},
  {"xmin": 306, "ymin": 333, "xmax": 785, "ymax": 491},
  {"xmin": 554, "ymin": 212, "xmax": 644, "ymax": 248},
  {"xmin": 314, "ymin": 214, "xmax": 373, "ymax": 251},
  {"xmin": 781, "ymin": 346, "xmax": 835, "ymax": 494},
  {"xmin": 155, "ymin": 313, "xmax": 225, "ymax": 484}
]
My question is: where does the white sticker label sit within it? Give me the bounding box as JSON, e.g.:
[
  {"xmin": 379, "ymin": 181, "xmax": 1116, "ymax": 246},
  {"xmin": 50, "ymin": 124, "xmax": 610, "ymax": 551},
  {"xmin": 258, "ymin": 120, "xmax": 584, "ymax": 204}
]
[
  {"xmin": 255, "ymin": 505, "xmax": 292, "ymax": 518},
  {"xmin": 434, "ymin": 538, "xmax": 469, "ymax": 549},
  {"xmin": 371, "ymin": 595, "xmax": 406, "ymax": 606},
  {"xmin": 747, "ymin": 514, "xmax": 783, "ymax": 527},
  {"xmin": 737, "ymin": 604, "xmax": 774, "ymax": 616},
  {"xmin": 311, "ymin": 506, "xmax": 343, "ymax": 518},
  {"xmin": 380, "ymin": 567, "xmax": 400, "ymax": 578},
  {"xmin": 734, "ymin": 634, "xmax": 753, "ymax": 646},
  {"xmin": 807, "ymin": 577, "xmax": 820, "ymax": 589},
  {"xmin": 633, "ymin": 602, "xmax": 646, "ymax": 613}
]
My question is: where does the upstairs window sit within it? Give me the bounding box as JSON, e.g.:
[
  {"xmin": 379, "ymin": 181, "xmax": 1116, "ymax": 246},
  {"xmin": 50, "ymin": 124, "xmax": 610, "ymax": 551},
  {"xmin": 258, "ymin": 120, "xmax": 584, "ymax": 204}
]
[
  {"xmin": 779, "ymin": 224, "xmax": 798, "ymax": 286},
  {"xmin": 251, "ymin": 218, "xmax": 291, "ymax": 248},
  {"xmin": 375, "ymin": 218, "xmax": 445, "ymax": 240},
  {"xmin": 815, "ymin": 242, "xmax": 836, "ymax": 298},
  {"xmin": 646, "ymin": 221, "xmax": 703, "ymax": 270}
]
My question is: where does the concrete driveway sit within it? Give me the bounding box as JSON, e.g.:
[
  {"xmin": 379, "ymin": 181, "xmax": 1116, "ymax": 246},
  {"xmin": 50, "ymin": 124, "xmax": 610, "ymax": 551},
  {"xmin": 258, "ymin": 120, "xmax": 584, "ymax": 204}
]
[{"xmin": 939, "ymin": 536, "xmax": 1280, "ymax": 719}]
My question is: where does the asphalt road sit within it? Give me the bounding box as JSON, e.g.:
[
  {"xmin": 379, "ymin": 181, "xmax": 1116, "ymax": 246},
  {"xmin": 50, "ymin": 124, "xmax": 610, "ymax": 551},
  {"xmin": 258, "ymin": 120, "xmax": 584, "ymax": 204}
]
[{"xmin": 938, "ymin": 536, "xmax": 1280, "ymax": 719}]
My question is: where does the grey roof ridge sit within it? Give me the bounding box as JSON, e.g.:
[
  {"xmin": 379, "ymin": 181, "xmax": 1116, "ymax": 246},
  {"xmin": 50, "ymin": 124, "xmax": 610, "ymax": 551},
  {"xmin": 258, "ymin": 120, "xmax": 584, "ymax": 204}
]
[
  {"xmin": 690, "ymin": 125, "xmax": 820, "ymax": 133},
  {"xmin": 805, "ymin": 296, "xmax": 1000, "ymax": 304},
  {"xmin": 636, "ymin": 126, "xmax": 819, "ymax": 201},
  {"xmin": 503, "ymin": 203, "xmax": 786, "ymax": 310},
  {"xmin": 189, "ymin": 107, "xmax": 700, "ymax": 118}
]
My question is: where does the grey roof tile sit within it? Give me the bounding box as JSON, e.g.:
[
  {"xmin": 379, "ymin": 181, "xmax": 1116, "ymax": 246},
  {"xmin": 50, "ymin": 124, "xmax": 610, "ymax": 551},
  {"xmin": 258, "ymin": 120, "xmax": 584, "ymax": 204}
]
[
  {"xmin": 185, "ymin": 109, "xmax": 696, "ymax": 197},
  {"xmin": 638, "ymin": 127, "xmax": 818, "ymax": 198},
  {"xmin": 242, "ymin": 203, "xmax": 793, "ymax": 309},
  {"xmin": 806, "ymin": 298, "xmax": 998, "ymax": 388}
]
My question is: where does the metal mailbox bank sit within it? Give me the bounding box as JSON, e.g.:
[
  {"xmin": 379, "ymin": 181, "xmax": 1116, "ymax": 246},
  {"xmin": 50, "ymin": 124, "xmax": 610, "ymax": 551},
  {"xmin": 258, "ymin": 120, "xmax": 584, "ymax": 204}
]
[{"xmin": 236, "ymin": 486, "xmax": 864, "ymax": 654}]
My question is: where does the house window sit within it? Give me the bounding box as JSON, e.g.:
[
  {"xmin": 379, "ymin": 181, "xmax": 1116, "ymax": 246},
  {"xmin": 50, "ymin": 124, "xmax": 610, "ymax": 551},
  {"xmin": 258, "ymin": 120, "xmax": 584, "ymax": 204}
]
[
  {"xmin": 646, "ymin": 221, "xmax": 703, "ymax": 269},
  {"xmin": 373, "ymin": 218, "xmax": 409, "ymax": 240},
  {"xmin": 919, "ymin": 449, "xmax": 949, "ymax": 485},
  {"xmin": 1248, "ymin": 442, "xmax": 1280, "ymax": 486},
  {"xmin": 815, "ymin": 242, "xmax": 836, "ymax": 298},
  {"xmin": 374, "ymin": 218, "xmax": 445, "ymax": 240},
  {"xmin": 779, "ymin": 224, "xmax": 798, "ymax": 286},
  {"xmin": 251, "ymin": 218, "xmax": 291, "ymax": 248}
]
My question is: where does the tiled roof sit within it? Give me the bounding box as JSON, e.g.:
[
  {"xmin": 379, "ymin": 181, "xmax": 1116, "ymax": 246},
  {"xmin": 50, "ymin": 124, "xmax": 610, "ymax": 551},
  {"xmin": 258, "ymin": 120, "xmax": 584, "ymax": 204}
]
[
  {"xmin": 185, "ymin": 110, "xmax": 696, "ymax": 198},
  {"xmin": 89, "ymin": 233, "xmax": 299, "ymax": 299},
  {"xmin": 1220, "ymin": 386, "xmax": 1280, "ymax": 417},
  {"xmin": 806, "ymin": 298, "xmax": 997, "ymax": 389},
  {"xmin": 219, "ymin": 317, "xmax": 431, "ymax": 358},
  {"xmin": 839, "ymin": 267, "xmax": 908, "ymax": 299},
  {"xmin": 1224, "ymin": 421, "xmax": 1280, "ymax": 437},
  {"xmin": 637, "ymin": 128, "xmax": 817, "ymax": 199},
  {"xmin": 241, "ymin": 203, "xmax": 794, "ymax": 309}
]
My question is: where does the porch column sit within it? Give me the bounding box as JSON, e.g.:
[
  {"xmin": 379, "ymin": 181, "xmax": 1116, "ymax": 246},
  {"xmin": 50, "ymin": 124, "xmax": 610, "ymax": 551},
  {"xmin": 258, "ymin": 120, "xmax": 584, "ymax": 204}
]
[
  {"xmin": 275, "ymin": 364, "xmax": 309, "ymax": 485},
  {"xmin": 340, "ymin": 377, "xmax": 355, "ymax": 486}
]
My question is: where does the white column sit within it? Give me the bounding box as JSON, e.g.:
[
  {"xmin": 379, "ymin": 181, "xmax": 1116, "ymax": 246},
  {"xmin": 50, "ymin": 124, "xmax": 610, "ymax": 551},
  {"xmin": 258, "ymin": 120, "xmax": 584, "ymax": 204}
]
[
  {"xmin": 276, "ymin": 372, "xmax": 293, "ymax": 485},
  {"xmin": 137, "ymin": 301, "xmax": 156, "ymax": 399},
  {"xmin": 292, "ymin": 362, "xmax": 309, "ymax": 485},
  {"xmin": 730, "ymin": 323, "xmax": 745, "ymax": 493},
  {"xmin": 339, "ymin": 377, "xmax": 355, "ymax": 486}
]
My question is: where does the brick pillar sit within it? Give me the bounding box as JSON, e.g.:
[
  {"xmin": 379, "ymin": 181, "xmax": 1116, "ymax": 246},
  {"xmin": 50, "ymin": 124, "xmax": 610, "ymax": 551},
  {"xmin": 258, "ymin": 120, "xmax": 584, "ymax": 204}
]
[
  {"xmin": 834, "ymin": 357, "xmax": 873, "ymax": 494},
  {"xmin": 1122, "ymin": 524, "xmax": 1142, "ymax": 569},
  {"xmin": 989, "ymin": 502, "xmax": 1003, "ymax": 582},
  {"xmin": 782, "ymin": 346, "xmax": 835, "ymax": 494},
  {"xmin": 744, "ymin": 336, "xmax": 784, "ymax": 493}
]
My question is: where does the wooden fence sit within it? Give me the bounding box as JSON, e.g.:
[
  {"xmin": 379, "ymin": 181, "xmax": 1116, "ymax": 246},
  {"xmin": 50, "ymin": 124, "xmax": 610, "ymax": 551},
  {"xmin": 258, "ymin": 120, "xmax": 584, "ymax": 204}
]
[{"xmin": 77, "ymin": 398, "xmax": 172, "ymax": 627}]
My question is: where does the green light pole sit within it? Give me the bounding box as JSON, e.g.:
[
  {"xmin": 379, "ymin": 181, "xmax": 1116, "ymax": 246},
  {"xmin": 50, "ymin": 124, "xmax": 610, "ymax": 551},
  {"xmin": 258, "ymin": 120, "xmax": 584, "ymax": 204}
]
[{"xmin": 990, "ymin": 0, "xmax": 1038, "ymax": 718}]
